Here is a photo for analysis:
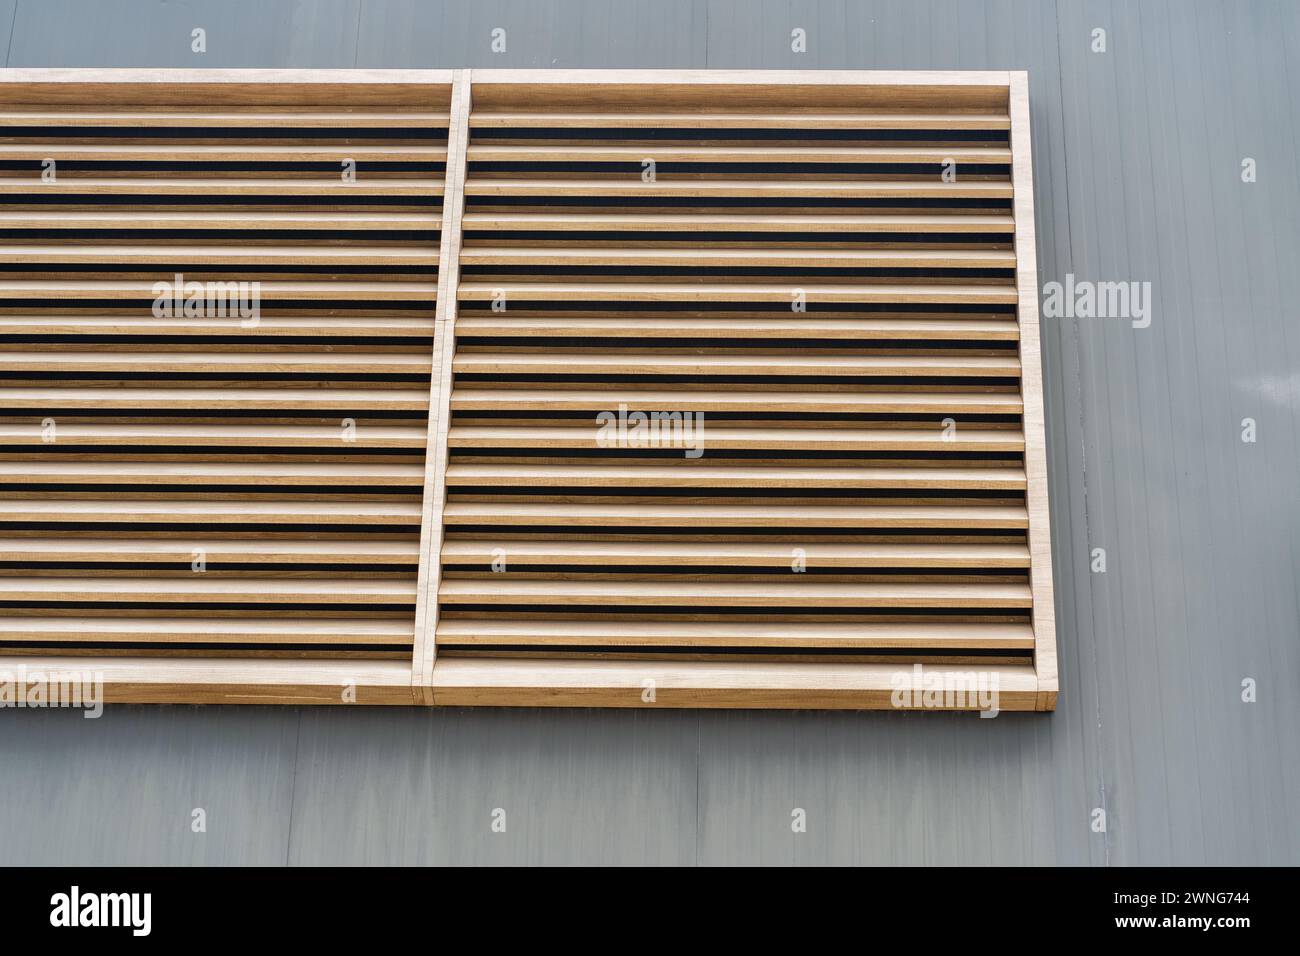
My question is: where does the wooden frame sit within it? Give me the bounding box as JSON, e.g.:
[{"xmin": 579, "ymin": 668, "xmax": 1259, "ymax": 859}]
[{"xmin": 0, "ymin": 68, "xmax": 1056, "ymax": 711}]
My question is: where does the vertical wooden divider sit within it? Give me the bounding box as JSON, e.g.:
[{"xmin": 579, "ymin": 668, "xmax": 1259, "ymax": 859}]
[
  {"xmin": 412, "ymin": 69, "xmax": 472, "ymax": 704},
  {"xmin": 1009, "ymin": 71, "xmax": 1058, "ymax": 709}
]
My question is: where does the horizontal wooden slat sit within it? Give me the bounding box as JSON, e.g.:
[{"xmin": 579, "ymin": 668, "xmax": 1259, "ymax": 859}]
[
  {"xmin": 0, "ymin": 144, "xmax": 445, "ymax": 162},
  {"xmin": 443, "ymin": 502, "xmax": 1028, "ymax": 529},
  {"xmin": 0, "ymin": 617, "xmax": 414, "ymax": 644},
  {"xmin": 0, "ymin": 352, "xmax": 432, "ymax": 374},
  {"xmin": 0, "ymin": 281, "xmax": 438, "ymax": 301},
  {"xmin": 2, "ymin": 654, "xmax": 418, "ymax": 705},
  {"xmin": 0, "ymin": 423, "xmax": 427, "ymax": 448},
  {"xmin": 0, "ymin": 499, "xmax": 421, "ymax": 525},
  {"xmin": 450, "ymin": 389, "xmax": 1022, "ymax": 414},
  {"xmin": 0, "ymin": 537, "xmax": 417, "ymax": 562},
  {"xmin": 0, "ymin": 387, "xmax": 429, "ymax": 412},
  {"xmin": 0, "ymin": 211, "xmax": 440, "ymax": 230},
  {"xmin": 452, "ymin": 352, "xmax": 1019, "ymax": 377},
  {"xmin": 448, "ymin": 425, "xmax": 1024, "ymax": 452},
  {"xmin": 430, "ymin": 658, "xmax": 1037, "ymax": 710},
  {"xmin": 465, "ymin": 179, "xmax": 1012, "ymax": 199},
  {"xmin": 0, "ymin": 110, "xmax": 450, "ymax": 128},
  {"xmin": 0, "ymin": 177, "xmax": 444, "ymax": 197},
  {"xmin": 461, "ymin": 212, "xmax": 1014, "ymax": 233},
  {"xmin": 470, "ymin": 110, "xmax": 1011, "ymax": 131},
  {"xmin": 0, "ymin": 315, "xmax": 435, "ymax": 340},
  {"xmin": 467, "ymin": 145, "xmax": 1010, "ymax": 164},
  {"xmin": 0, "ymin": 244, "xmax": 439, "ymax": 267},
  {"xmin": 456, "ymin": 282, "xmax": 1018, "ymax": 304},
  {"xmin": 441, "ymin": 540, "xmax": 1028, "ymax": 567},
  {"xmin": 459, "ymin": 247, "xmax": 1015, "ymax": 269},
  {"xmin": 435, "ymin": 619, "xmax": 1032, "ymax": 648},
  {"xmin": 0, "ymin": 461, "xmax": 424, "ymax": 487},
  {"xmin": 443, "ymin": 465, "xmax": 1027, "ymax": 491},
  {"xmin": 454, "ymin": 315, "xmax": 1019, "ymax": 340},
  {"xmin": 0, "ymin": 576, "xmax": 415, "ymax": 603},
  {"xmin": 440, "ymin": 579, "xmax": 1031, "ymax": 608}
]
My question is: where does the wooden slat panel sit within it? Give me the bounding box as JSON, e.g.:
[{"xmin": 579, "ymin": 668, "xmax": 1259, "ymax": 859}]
[
  {"xmin": 431, "ymin": 68, "xmax": 1049, "ymax": 710},
  {"xmin": 0, "ymin": 71, "xmax": 448, "ymax": 675},
  {"xmin": 1, "ymin": 68, "xmax": 1052, "ymax": 710}
]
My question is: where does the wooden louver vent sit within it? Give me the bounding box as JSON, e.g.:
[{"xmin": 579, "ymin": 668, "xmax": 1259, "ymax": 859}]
[{"xmin": 0, "ymin": 70, "xmax": 1056, "ymax": 710}]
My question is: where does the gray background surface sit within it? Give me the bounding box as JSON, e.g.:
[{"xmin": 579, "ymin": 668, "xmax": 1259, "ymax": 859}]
[{"xmin": 1, "ymin": 0, "xmax": 1297, "ymax": 866}]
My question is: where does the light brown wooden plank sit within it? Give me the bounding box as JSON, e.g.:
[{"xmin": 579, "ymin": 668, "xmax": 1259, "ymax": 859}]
[
  {"xmin": 465, "ymin": 179, "xmax": 1012, "ymax": 199},
  {"xmin": 1009, "ymin": 71, "xmax": 1057, "ymax": 707},
  {"xmin": 441, "ymin": 540, "xmax": 1028, "ymax": 567},
  {"xmin": 430, "ymin": 658, "xmax": 1034, "ymax": 710},
  {"xmin": 467, "ymin": 144, "xmax": 1009, "ymax": 164},
  {"xmin": 412, "ymin": 69, "xmax": 471, "ymax": 702},
  {"xmin": 461, "ymin": 212, "xmax": 1014, "ymax": 233},
  {"xmin": 444, "ymin": 464, "xmax": 1026, "ymax": 490},
  {"xmin": 459, "ymin": 247, "xmax": 1015, "ymax": 269},
  {"xmin": 449, "ymin": 389, "xmax": 1022, "ymax": 414},
  {"xmin": 470, "ymin": 110, "xmax": 1010, "ymax": 130},
  {"xmin": 447, "ymin": 425, "xmax": 1024, "ymax": 452},
  {"xmin": 0, "ymin": 616, "xmax": 414, "ymax": 644},
  {"xmin": 455, "ymin": 282, "xmax": 1018, "ymax": 304},
  {"xmin": 443, "ymin": 501, "xmax": 1028, "ymax": 529},
  {"xmin": 438, "ymin": 579, "xmax": 1031, "ymax": 607},
  {"xmin": 435, "ymin": 619, "xmax": 1032, "ymax": 648},
  {"xmin": 452, "ymin": 352, "xmax": 1019, "ymax": 377},
  {"xmin": 0, "ymin": 387, "xmax": 429, "ymax": 411}
]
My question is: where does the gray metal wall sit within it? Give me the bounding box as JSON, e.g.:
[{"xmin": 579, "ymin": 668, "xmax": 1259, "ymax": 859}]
[{"xmin": 1, "ymin": 0, "xmax": 1297, "ymax": 866}]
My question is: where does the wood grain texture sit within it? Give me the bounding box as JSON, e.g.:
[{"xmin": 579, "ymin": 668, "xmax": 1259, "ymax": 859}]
[
  {"xmin": 0, "ymin": 68, "xmax": 450, "ymax": 687},
  {"xmin": 429, "ymin": 67, "xmax": 1043, "ymax": 708},
  {"xmin": 411, "ymin": 70, "xmax": 471, "ymax": 703},
  {"xmin": 1009, "ymin": 71, "xmax": 1056, "ymax": 701},
  {"xmin": 0, "ymin": 67, "xmax": 1052, "ymax": 711}
]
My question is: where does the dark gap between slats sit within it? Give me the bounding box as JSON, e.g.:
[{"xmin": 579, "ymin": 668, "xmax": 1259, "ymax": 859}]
[
  {"xmin": 456, "ymin": 300, "xmax": 1015, "ymax": 315},
  {"xmin": 454, "ymin": 411, "xmax": 1023, "ymax": 425},
  {"xmin": 470, "ymin": 162, "xmax": 1011, "ymax": 177},
  {"xmin": 444, "ymin": 486, "xmax": 1025, "ymax": 501},
  {"xmin": 0, "ymin": 561, "xmax": 415, "ymax": 573},
  {"xmin": 454, "ymin": 336, "xmax": 1017, "ymax": 352},
  {"xmin": 435, "ymin": 643, "xmax": 1031, "ymax": 659},
  {"xmin": 6, "ymin": 127, "xmax": 446, "ymax": 141},
  {"xmin": 458, "ymin": 266, "xmax": 1015, "ymax": 280},
  {"xmin": 464, "ymin": 230, "xmax": 1009, "ymax": 245},
  {"xmin": 466, "ymin": 196, "xmax": 1011, "ymax": 211},
  {"xmin": 0, "ymin": 161, "xmax": 445, "ymax": 174},
  {"xmin": 0, "ymin": 640, "xmax": 410, "ymax": 653},
  {"xmin": 444, "ymin": 525, "xmax": 1024, "ymax": 538},
  {"xmin": 442, "ymin": 564, "xmax": 1025, "ymax": 578}
]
